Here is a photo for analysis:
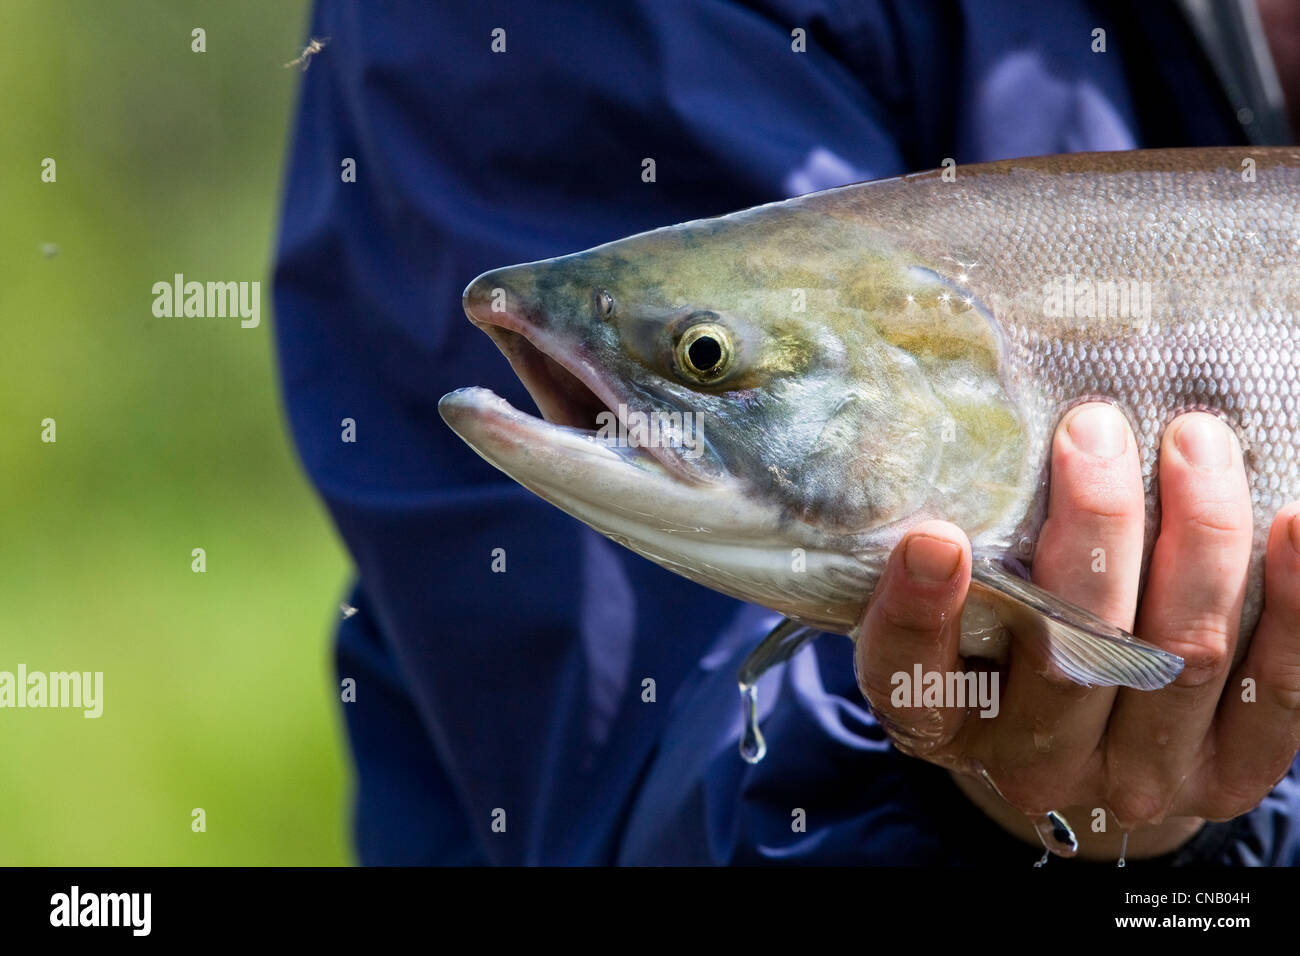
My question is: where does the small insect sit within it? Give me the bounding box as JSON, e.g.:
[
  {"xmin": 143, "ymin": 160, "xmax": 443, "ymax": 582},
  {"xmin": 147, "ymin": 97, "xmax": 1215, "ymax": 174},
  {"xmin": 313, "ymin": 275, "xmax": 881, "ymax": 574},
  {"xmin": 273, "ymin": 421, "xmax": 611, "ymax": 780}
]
[{"xmin": 285, "ymin": 36, "xmax": 330, "ymax": 71}]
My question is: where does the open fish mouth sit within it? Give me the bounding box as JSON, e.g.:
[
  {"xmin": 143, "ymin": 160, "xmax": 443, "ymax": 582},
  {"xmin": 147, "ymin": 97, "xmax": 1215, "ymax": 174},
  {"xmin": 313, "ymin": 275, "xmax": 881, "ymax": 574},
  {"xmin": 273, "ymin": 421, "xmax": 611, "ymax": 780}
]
[
  {"xmin": 439, "ymin": 384, "xmax": 672, "ymax": 481},
  {"xmin": 438, "ymin": 273, "xmax": 878, "ymax": 629},
  {"xmin": 443, "ymin": 279, "xmax": 716, "ymax": 485}
]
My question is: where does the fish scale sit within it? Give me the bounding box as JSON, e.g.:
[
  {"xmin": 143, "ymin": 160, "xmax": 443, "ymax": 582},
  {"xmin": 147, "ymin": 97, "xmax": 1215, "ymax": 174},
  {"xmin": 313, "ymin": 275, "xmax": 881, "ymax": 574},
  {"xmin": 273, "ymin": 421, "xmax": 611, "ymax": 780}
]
[
  {"xmin": 442, "ymin": 147, "xmax": 1300, "ymax": 692},
  {"xmin": 859, "ymin": 151, "xmax": 1300, "ymax": 641}
]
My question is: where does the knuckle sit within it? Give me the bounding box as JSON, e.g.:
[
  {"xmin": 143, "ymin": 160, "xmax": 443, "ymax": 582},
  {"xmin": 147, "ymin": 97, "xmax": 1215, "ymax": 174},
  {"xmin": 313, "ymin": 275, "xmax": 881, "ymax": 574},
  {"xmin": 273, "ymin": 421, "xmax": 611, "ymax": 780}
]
[
  {"xmin": 1105, "ymin": 783, "xmax": 1172, "ymax": 828},
  {"xmin": 1054, "ymin": 469, "xmax": 1142, "ymax": 524},
  {"xmin": 858, "ymin": 691, "xmax": 958, "ymax": 758},
  {"xmin": 876, "ymin": 593, "xmax": 949, "ymax": 638},
  {"xmin": 1036, "ymin": 666, "xmax": 1099, "ymax": 699},
  {"xmin": 1180, "ymin": 497, "xmax": 1250, "ymax": 537},
  {"xmin": 883, "ymin": 719, "xmax": 953, "ymax": 759},
  {"xmin": 856, "ymin": 669, "xmax": 898, "ymax": 711},
  {"xmin": 1161, "ymin": 625, "xmax": 1235, "ymax": 687},
  {"xmin": 1014, "ymin": 639, "xmax": 1101, "ymax": 696},
  {"xmin": 1201, "ymin": 779, "xmax": 1266, "ymax": 822},
  {"xmin": 983, "ymin": 772, "xmax": 1056, "ymax": 816},
  {"xmin": 982, "ymin": 744, "xmax": 1092, "ymax": 813},
  {"xmin": 1261, "ymin": 671, "xmax": 1300, "ymax": 712}
]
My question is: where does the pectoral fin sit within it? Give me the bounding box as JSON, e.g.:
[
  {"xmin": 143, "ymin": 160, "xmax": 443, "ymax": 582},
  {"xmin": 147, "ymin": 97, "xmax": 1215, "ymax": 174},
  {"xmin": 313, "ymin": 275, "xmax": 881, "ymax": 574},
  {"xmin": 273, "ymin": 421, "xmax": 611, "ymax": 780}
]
[
  {"xmin": 737, "ymin": 617, "xmax": 823, "ymax": 688},
  {"xmin": 969, "ymin": 557, "xmax": 1184, "ymax": 691},
  {"xmin": 736, "ymin": 617, "xmax": 825, "ymax": 764}
]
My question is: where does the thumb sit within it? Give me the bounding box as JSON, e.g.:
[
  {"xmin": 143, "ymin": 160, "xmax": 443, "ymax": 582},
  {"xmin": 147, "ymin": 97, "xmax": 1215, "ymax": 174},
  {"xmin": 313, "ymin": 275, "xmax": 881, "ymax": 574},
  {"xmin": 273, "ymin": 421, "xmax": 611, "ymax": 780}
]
[{"xmin": 854, "ymin": 521, "xmax": 972, "ymax": 756}]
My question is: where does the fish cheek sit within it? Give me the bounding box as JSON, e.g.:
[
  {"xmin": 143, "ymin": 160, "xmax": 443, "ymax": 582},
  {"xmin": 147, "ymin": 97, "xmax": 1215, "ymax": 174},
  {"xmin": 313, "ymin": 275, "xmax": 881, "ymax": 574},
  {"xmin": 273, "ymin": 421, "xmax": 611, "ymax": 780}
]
[{"xmin": 790, "ymin": 374, "xmax": 944, "ymax": 533}]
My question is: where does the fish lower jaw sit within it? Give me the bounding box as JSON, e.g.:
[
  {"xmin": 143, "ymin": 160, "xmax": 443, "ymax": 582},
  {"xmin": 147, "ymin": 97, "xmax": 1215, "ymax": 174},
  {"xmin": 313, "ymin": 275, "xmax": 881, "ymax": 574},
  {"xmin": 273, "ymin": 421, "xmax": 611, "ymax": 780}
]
[
  {"xmin": 440, "ymin": 387, "xmax": 879, "ymax": 630},
  {"xmin": 439, "ymin": 386, "xmax": 693, "ymax": 481},
  {"xmin": 466, "ymin": 317, "xmax": 714, "ymax": 483}
]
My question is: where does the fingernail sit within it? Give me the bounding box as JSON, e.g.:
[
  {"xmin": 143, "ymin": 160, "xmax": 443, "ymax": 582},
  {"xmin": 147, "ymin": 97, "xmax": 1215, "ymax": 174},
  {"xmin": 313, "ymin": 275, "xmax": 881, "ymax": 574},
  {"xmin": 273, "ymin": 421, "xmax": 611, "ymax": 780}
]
[
  {"xmin": 904, "ymin": 534, "xmax": 961, "ymax": 582},
  {"xmin": 1175, "ymin": 415, "xmax": 1231, "ymax": 470},
  {"xmin": 1066, "ymin": 404, "xmax": 1125, "ymax": 458},
  {"xmin": 1288, "ymin": 513, "xmax": 1300, "ymax": 554}
]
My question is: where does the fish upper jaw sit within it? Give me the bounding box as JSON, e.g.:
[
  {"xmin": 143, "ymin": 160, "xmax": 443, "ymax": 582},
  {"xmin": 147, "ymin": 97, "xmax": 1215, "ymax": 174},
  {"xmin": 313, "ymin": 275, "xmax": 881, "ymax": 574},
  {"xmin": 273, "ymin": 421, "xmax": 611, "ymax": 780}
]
[{"xmin": 460, "ymin": 271, "xmax": 725, "ymax": 485}]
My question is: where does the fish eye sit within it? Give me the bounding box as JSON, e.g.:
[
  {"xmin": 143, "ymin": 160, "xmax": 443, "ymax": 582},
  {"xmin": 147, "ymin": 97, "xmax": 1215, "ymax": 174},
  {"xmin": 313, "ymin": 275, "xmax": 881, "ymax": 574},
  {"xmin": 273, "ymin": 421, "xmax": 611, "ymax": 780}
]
[
  {"xmin": 676, "ymin": 322, "xmax": 733, "ymax": 381},
  {"xmin": 594, "ymin": 289, "xmax": 615, "ymax": 321}
]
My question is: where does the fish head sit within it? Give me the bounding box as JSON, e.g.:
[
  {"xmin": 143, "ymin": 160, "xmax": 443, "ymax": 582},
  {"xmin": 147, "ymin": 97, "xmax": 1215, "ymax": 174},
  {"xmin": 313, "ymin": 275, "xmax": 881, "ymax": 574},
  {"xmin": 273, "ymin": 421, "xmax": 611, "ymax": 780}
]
[{"xmin": 440, "ymin": 200, "xmax": 1030, "ymax": 630}]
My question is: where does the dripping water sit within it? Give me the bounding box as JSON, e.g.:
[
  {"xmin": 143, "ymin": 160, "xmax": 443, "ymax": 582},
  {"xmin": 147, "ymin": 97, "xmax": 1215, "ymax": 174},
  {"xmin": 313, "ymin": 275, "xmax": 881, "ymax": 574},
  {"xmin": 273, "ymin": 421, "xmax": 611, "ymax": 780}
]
[
  {"xmin": 974, "ymin": 766, "xmax": 1078, "ymax": 866},
  {"xmin": 739, "ymin": 682, "xmax": 766, "ymax": 764},
  {"xmin": 1029, "ymin": 810, "xmax": 1078, "ymax": 866}
]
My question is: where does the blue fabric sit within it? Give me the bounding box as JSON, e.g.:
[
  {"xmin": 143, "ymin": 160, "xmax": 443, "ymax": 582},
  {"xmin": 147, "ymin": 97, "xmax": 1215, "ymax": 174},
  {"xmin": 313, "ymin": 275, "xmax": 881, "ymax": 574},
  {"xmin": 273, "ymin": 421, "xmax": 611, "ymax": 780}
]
[{"xmin": 272, "ymin": 0, "xmax": 1300, "ymax": 864}]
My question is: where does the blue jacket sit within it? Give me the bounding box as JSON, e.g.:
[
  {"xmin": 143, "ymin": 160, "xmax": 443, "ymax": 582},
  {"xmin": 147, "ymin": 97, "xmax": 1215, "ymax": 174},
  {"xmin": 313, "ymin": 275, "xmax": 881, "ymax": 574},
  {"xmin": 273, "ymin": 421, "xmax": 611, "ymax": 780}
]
[{"xmin": 273, "ymin": 0, "xmax": 1300, "ymax": 864}]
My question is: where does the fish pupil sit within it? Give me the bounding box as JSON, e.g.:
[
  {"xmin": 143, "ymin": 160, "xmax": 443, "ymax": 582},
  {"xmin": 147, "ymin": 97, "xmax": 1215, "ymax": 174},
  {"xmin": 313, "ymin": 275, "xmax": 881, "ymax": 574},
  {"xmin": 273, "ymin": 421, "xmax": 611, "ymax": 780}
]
[{"xmin": 688, "ymin": 335, "xmax": 723, "ymax": 372}]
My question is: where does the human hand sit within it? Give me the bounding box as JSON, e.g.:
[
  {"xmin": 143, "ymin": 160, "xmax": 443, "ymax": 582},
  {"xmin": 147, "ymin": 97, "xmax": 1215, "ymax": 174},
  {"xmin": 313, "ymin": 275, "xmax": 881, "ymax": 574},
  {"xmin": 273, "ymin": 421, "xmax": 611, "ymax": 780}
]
[{"xmin": 853, "ymin": 402, "xmax": 1300, "ymax": 860}]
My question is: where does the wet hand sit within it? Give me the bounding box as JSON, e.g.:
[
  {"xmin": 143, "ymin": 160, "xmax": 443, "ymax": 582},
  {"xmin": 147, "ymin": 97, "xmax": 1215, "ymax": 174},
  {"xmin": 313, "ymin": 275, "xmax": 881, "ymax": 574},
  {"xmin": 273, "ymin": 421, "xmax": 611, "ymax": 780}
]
[{"xmin": 853, "ymin": 402, "xmax": 1300, "ymax": 859}]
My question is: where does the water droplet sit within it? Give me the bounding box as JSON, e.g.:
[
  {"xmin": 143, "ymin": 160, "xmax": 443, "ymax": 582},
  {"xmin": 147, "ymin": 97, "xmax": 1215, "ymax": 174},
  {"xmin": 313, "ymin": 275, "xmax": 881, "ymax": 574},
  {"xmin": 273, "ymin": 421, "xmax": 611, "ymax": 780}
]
[
  {"xmin": 739, "ymin": 682, "xmax": 766, "ymax": 764},
  {"xmin": 1029, "ymin": 810, "xmax": 1078, "ymax": 865},
  {"xmin": 1033, "ymin": 732, "xmax": 1053, "ymax": 753},
  {"xmin": 1118, "ymin": 831, "xmax": 1129, "ymax": 868}
]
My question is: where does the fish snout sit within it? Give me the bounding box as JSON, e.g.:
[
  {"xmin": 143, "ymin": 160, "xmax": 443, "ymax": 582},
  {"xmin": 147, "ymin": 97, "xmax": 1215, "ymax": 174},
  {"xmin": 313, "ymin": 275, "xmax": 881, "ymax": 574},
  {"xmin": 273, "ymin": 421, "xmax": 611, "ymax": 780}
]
[
  {"xmin": 462, "ymin": 265, "xmax": 549, "ymax": 335},
  {"xmin": 462, "ymin": 269, "xmax": 505, "ymax": 326}
]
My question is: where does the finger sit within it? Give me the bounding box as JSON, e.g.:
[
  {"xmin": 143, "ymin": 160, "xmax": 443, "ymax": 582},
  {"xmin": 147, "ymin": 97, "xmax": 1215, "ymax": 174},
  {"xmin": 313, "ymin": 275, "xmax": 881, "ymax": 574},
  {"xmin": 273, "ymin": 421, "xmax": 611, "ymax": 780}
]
[
  {"xmin": 854, "ymin": 521, "xmax": 971, "ymax": 757},
  {"xmin": 1107, "ymin": 413, "xmax": 1253, "ymax": 825},
  {"xmin": 1197, "ymin": 503, "xmax": 1300, "ymax": 819},
  {"xmin": 985, "ymin": 403, "xmax": 1145, "ymax": 804}
]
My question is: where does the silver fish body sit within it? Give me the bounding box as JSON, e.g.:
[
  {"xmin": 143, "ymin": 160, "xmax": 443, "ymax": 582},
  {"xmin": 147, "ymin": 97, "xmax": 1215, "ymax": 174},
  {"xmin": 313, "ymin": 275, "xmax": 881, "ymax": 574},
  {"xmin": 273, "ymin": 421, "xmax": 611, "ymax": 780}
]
[{"xmin": 440, "ymin": 147, "xmax": 1300, "ymax": 689}]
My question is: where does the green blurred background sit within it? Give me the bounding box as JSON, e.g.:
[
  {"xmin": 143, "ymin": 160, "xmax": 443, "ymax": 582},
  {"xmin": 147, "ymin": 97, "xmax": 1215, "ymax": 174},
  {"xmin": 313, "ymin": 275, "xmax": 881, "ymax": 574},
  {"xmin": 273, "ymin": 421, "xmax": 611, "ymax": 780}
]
[{"xmin": 0, "ymin": 1, "xmax": 353, "ymax": 863}]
